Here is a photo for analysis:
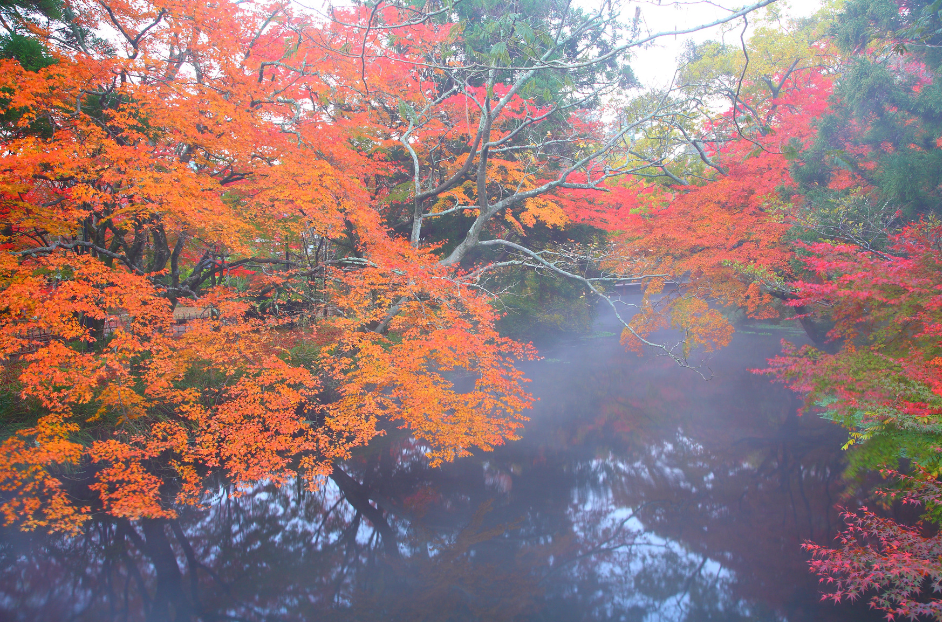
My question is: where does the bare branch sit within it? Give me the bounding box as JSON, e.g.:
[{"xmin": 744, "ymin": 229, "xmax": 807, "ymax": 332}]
[{"xmin": 475, "ymin": 239, "xmax": 708, "ymax": 374}]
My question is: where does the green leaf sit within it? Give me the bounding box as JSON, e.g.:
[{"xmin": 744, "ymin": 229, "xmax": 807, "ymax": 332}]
[
  {"xmin": 489, "ymin": 41, "xmax": 509, "ymax": 62},
  {"xmin": 397, "ymin": 100, "xmax": 417, "ymax": 123}
]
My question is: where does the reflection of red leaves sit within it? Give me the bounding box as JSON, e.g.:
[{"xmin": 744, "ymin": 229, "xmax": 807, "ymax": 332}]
[{"xmin": 402, "ymin": 485, "xmax": 441, "ymax": 518}]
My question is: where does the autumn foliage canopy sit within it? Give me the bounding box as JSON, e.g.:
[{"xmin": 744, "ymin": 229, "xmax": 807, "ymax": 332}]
[{"xmin": 0, "ymin": 0, "xmax": 550, "ymax": 532}]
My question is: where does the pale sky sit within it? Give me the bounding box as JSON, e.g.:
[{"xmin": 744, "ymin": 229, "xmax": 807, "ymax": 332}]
[
  {"xmin": 625, "ymin": 0, "xmax": 826, "ymax": 87},
  {"xmin": 302, "ymin": 0, "xmax": 826, "ymax": 88}
]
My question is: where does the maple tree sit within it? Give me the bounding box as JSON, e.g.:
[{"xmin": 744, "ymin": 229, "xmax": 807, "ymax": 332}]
[
  {"xmin": 561, "ymin": 9, "xmax": 843, "ymax": 361},
  {"xmin": 0, "ymin": 0, "xmax": 532, "ymax": 533}
]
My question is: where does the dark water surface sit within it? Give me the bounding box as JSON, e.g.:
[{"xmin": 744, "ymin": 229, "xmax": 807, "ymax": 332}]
[{"xmin": 0, "ymin": 304, "xmax": 885, "ymax": 622}]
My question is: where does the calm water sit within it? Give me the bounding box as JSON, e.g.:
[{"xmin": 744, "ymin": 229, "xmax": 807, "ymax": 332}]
[{"xmin": 0, "ymin": 303, "xmax": 885, "ymax": 621}]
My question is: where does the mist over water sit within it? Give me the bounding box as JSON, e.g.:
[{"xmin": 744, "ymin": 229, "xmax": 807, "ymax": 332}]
[{"xmin": 0, "ymin": 300, "xmax": 884, "ymax": 622}]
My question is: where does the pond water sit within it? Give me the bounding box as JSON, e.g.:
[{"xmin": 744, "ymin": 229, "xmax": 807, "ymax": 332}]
[{"xmin": 0, "ymin": 303, "xmax": 885, "ymax": 622}]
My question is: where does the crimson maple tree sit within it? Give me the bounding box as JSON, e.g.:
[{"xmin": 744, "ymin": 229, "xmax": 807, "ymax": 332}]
[{"xmin": 573, "ymin": 61, "xmax": 839, "ymax": 359}]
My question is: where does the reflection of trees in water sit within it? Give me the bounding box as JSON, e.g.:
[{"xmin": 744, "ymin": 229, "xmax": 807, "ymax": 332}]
[
  {"xmin": 0, "ymin": 464, "xmax": 745, "ymax": 621},
  {"xmin": 525, "ymin": 334, "xmax": 876, "ymax": 621},
  {"xmin": 0, "ymin": 332, "xmax": 882, "ymax": 622},
  {"xmin": 0, "ymin": 461, "xmax": 541, "ymax": 622}
]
